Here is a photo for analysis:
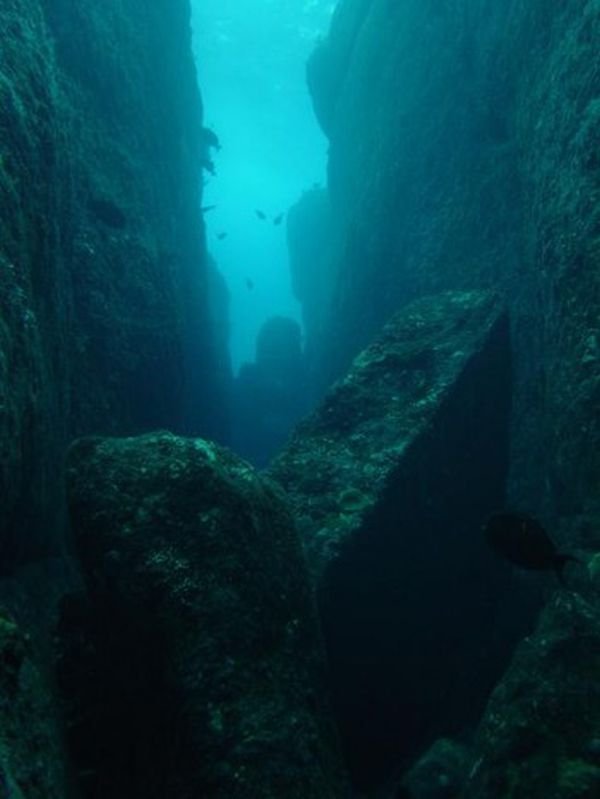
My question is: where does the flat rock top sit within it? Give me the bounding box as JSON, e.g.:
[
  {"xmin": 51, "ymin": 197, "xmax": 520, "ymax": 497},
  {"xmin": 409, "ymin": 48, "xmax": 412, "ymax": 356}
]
[
  {"xmin": 69, "ymin": 432, "xmax": 271, "ymax": 529},
  {"xmin": 269, "ymin": 290, "xmax": 505, "ymax": 567}
]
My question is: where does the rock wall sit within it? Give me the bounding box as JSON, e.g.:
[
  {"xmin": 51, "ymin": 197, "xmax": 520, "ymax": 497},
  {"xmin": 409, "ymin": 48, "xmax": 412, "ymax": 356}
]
[
  {"xmin": 287, "ymin": 187, "xmax": 333, "ymax": 386},
  {"xmin": 305, "ymin": 0, "xmax": 599, "ymax": 526},
  {"xmin": 0, "ymin": 609, "xmax": 69, "ymax": 797},
  {"xmin": 0, "ymin": 0, "xmax": 227, "ymax": 571}
]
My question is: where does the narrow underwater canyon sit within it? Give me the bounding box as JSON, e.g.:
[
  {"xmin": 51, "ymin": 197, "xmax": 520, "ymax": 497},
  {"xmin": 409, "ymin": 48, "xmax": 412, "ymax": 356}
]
[{"xmin": 0, "ymin": 1, "xmax": 599, "ymax": 797}]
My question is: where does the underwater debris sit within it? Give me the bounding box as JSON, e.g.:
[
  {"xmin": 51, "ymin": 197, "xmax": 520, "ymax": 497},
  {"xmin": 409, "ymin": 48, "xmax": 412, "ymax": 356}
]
[{"xmin": 484, "ymin": 512, "xmax": 579, "ymax": 581}]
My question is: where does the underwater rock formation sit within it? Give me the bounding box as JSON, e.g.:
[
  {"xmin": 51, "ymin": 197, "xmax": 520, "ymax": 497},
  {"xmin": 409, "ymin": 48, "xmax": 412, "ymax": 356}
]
[
  {"xmin": 0, "ymin": 610, "xmax": 68, "ymax": 797},
  {"xmin": 287, "ymin": 187, "xmax": 333, "ymax": 385},
  {"xmin": 0, "ymin": 0, "xmax": 227, "ymax": 572},
  {"xmin": 270, "ymin": 290, "xmax": 537, "ymax": 789},
  {"xmin": 463, "ymin": 590, "xmax": 600, "ymax": 799},
  {"xmin": 401, "ymin": 738, "xmax": 471, "ymax": 799},
  {"xmin": 65, "ymin": 432, "xmax": 346, "ymax": 799},
  {"xmin": 307, "ymin": 0, "xmax": 600, "ymax": 525},
  {"xmin": 232, "ymin": 316, "xmax": 308, "ymax": 467},
  {"xmin": 303, "ymin": 4, "xmax": 600, "ymax": 790}
]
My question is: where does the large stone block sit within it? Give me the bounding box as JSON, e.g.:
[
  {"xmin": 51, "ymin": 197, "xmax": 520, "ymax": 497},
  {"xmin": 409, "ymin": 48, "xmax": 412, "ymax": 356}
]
[
  {"xmin": 65, "ymin": 432, "xmax": 345, "ymax": 798},
  {"xmin": 270, "ymin": 290, "xmax": 534, "ymax": 789}
]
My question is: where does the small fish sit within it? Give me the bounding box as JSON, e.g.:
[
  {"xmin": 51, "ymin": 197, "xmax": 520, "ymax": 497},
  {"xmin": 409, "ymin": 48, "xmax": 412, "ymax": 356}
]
[
  {"xmin": 255, "ymin": 209, "xmax": 267, "ymax": 220},
  {"xmin": 217, "ymin": 232, "xmax": 227, "ymax": 240},
  {"xmin": 245, "ymin": 277, "xmax": 254, "ymax": 290},
  {"xmin": 484, "ymin": 511, "xmax": 578, "ymax": 582},
  {"xmin": 201, "ymin": 205, "xmax": 216, "ymax": 214},
  {"xmin": 273, "ymin": 213, "xmax": 284, "ymax": 225}
]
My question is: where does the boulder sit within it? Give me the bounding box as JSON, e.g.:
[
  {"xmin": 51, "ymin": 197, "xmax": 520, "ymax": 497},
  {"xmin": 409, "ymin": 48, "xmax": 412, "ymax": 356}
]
[
  {"xmin": 270, "ymin": 290, "xmax": 536, "ymax": 789},
  {"xmin": 65, "ymin": 432, "xmax": 346, "ymax": 799},
  {"xmin": 463, "ymin": 589, "xmax": 600, "ymax": 799}
]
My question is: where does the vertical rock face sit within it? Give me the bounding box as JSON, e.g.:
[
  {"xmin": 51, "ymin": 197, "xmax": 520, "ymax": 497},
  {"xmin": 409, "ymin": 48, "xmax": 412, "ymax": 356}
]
[
  {"xmin": 306, "ymin": 0, "xmax": 600, "ymax": 523},
  {"xmin": 463, "ymin": 590, "xmax": 600, "ymax": 799},
  {"xmin": 0, "ymin": 610, "xmax": 68, "ymax": 797},
  {"xmin": 65, "ymin": 432, "xmax": 346, "ymax": 799},
  {"xmin": 0, "ymin": 0, "xmax": 227, "ymax": 570},
  {"xmin": 0, "ymin": 0, "xmax": 71, "ymax": 570},
  {"xmin": 270, "ymin": 291, "xmax": 532, "ymax": 789},
  {"xmin": 287, "ymin": 187, "xmax": 333, "ymax": 383}
]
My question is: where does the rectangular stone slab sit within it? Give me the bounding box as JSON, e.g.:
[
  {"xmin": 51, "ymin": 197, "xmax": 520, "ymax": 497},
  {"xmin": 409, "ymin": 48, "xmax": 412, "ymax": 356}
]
[
  {"xmin": 270, "ymin": 290, "xmax": 510, "ymax": 576},
  {"xmin": 269, "ymin": 289, "xmax": 529, "ymax": 789}
]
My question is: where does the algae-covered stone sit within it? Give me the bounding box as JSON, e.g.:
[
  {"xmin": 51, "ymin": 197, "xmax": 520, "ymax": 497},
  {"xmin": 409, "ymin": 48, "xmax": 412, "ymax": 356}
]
[
  {"xmin": 463, "ymin": 592, "xmax": 600, "ymax": 799},
  {"xmin": 65, "ymin": 432, "xmax": 345, "ymax": 799},
  {"xmin": 270, "ymin": 289, "xmax": 535, "ymax": 789},
  {"xmin": 270, "ymin": 290, "xmax": 509, "ymax": 575},
  {"xmin": 0, "ymin": 610, "xmax": 68, "ymax": 798}
]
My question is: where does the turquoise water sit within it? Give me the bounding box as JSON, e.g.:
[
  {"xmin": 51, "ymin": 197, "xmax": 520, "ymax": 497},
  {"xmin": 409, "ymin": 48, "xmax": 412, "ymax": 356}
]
[{"xmin": 191, "ymin": 0, "xmax": 336, "ymax": 371}]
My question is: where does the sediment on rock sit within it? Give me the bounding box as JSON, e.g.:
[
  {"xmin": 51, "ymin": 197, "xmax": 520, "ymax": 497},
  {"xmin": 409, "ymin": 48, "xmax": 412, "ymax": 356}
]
[
  {"xmin": 463, "ymin": 588, "xmax": 600, "ymax": 799},
  {"xmin": 270, "ymin": 290, "xmax": 540, "ymax": 790},
  {"xmin": 64, "ymin": 431, "xmax": 346, "ymax": 799}
]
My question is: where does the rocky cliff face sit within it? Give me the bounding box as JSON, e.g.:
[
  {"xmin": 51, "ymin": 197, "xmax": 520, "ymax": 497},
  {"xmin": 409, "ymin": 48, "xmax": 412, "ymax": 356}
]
[
  {"xmin": 304, "ymin": 0, "xmax": 599, "ymax": 525},
  {"xmin": 0, "ymin": 0, "xmax": 226, "ymax": 571}
]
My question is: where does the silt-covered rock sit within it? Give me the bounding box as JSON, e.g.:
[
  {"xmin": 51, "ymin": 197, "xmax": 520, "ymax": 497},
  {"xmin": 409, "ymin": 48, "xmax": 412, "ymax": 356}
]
[
  {"xmin": 463, "ymin": 590, "xmax": 600, "ymax": 799},
  {"xmin": 0, "ymin": 610, "xmax": 68, "ymax": 797},
  {"xmin": 270, "ymin": 290, "xmax": 536, "ymax": 789},
  {"xmin": 65, "ymin": 432, "xmax": 345, "ymax": 799}
]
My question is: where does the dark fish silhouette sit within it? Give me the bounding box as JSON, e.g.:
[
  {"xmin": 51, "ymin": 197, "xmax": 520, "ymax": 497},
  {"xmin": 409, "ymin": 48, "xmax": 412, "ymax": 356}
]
[
  {"xmin": 245, "ymin": 278, "xmax": 254, "ymax": 290},
  {"xmin": 202, "ymin": 127, "xmax": 221, "ymax": 151},
  {"xmin": 216, "ymin": 232, "xmax": 227, "ymax": 240},
  {"xmin": 273, "ymin": 213, "xmax": 284, "ymax": 225},
  {"xmin": 255, "ymin": 210, "xmax": 267, "ymax": 220},
  {"xmin": 201, "ymin": 204, "xmax": 216, "ymax": 214},
  {"xmin": 484, "ymin": 512, "xmax": 578, "ymax": 582}
]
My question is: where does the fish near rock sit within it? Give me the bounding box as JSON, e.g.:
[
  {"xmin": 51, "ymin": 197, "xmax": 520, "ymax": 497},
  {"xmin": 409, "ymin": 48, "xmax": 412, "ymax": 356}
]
[{"xmin": 484, "ymin": 512, "xmax": 578, "ymax": 582}]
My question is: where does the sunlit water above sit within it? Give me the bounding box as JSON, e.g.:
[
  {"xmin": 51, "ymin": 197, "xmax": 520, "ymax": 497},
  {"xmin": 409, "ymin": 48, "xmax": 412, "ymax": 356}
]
[{"xmin": 191, "ymin": 0, "xmax": 336, "ymax": 372}]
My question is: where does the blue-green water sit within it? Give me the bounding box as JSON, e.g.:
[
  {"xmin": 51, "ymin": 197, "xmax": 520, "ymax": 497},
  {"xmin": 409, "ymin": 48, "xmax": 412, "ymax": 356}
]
[{"xmin": 191, "ymin": 0, "xmax": 336, "ymax": 371}]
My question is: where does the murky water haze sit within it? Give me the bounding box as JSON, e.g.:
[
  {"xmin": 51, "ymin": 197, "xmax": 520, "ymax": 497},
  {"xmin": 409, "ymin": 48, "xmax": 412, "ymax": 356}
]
[{"xmin": 191, "ymin": 0, "xmax": 336, "ymax": 371}]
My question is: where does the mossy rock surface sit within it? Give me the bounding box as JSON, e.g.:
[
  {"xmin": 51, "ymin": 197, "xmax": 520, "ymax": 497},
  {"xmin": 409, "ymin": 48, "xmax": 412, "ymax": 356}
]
[
  {"xmin": 464, "ymin": 591, "xmax": 600, "ymax": 799},
  {"xmin": 65, "ymin": 431, "xmax": 346, "ymax": 799},
  {"xmin": 270, "ymin": 289, "xmax": 506, "ymax": 575},
  {"xmin": 269, "ymin": 289, "xmax": 535, "ymax": 789}
]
